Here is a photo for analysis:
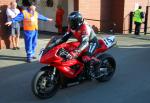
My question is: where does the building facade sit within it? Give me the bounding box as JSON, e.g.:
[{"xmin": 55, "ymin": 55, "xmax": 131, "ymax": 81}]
[
  {"xmin": 0, "ymin": 0, "xmax": 11, "ymax": 49},
  {"xmin": 0, "ymin": 0, "xmax": 150, "ymax": 49},
  {"xmin": 37, "ymin": 0, "xmax": 150, "ymax": 33}
]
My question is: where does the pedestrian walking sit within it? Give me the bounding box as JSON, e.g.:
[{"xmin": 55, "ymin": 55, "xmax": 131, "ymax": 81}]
[
  {"xmin": 5, "ymin": 3, "xmax": 53, "ymax": 63},
  {"xmin": 6, "ymin": 1, "xmax": 20, "ymax": 50},
  {"xmin": 133, "ymin": 6, "xmax": 144, "ymax": 35}
]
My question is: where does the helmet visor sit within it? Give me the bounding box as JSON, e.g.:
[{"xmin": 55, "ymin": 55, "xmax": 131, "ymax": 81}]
[{"xmin": 68, "ymin": 18, "xmax": 78, "ymax": 30}]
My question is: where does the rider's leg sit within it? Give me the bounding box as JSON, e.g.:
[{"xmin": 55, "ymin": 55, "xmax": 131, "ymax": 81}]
[{"xmin": 82, "ymin": 37, "xmax": 100, "ymax": 63}]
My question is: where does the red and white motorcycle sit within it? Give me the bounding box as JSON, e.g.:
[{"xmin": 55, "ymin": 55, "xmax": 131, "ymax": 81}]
[{"xmin": 32, "ymin": 35, "xmax": 117, "ymax": 99}]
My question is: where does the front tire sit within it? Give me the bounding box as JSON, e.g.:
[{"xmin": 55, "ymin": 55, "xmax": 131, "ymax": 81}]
[
  {"xmin": 96, "ymin": 54, "xmax": 116, "ymax": 82},
  {"xmin": 32, "ymin": 66, "xmax": 59, "ymax": 99}
]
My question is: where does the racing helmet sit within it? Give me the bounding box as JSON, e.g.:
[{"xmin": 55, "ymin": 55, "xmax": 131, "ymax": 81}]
[{"xmin": 68, "ymin": 11, "xmax": 84, "ymax": 30}]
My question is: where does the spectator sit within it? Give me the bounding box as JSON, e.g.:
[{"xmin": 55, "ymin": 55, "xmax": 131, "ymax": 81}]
[
  {"xmin": 133, "ymin": 6, "xmax": 144, "ymax": 35},
  {"xmin": 5, "ymin": 3, "xmax": 53, "ymax": 63},
  {"xmin": 6, "ymin": 1, "xmax": 20, "ymax": 50},
  {"xmin": 55, "ymin": 4, "xmax": 64, "ymax": 34}
]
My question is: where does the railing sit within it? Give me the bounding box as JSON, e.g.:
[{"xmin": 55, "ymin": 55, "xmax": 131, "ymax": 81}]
[
  {"xmin": 84, "ymin": 18, "xmax": 117, "ymax": 33},
  {"xmin": 84, "ymin": 18, "xmax": 100, "ymax": 22}
]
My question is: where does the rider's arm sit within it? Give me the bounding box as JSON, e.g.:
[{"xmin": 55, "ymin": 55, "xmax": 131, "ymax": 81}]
[
  {"xmin": 57, "ymin": 32, "xmax": 72, "ymax": 44},
  {"xmin": 77, "ymin": 35, "xmax": 89, "ymax": 53},
  {"xmin": 49, "ymin": 32, "xmax": 72, "ymax": 48},
  {"xmin": 76, "ymin": 24, "xmax": 91, "ymax": 53}
]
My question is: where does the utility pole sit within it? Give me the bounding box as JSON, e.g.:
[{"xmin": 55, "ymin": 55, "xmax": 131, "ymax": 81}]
[{"xmin": 144, "ymin": 0, "xmax": 150, "ymax": 34}]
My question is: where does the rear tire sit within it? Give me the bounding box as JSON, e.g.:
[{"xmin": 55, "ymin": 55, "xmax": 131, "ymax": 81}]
[
  {"xmin": 96, "ymin": 54, "xmax": 116, "ymax": 82},
  {"xmin": 32, "ymin": 66, "xmax": 59, "ymax": 99}
]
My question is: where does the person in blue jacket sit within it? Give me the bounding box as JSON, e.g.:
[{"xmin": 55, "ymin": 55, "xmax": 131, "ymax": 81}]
[{"xmin": 5, "ymin": 4, "xmax": 53, "ymax": 63}]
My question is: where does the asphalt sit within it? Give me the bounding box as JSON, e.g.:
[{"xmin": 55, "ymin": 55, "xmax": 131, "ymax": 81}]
[{"xmin": 0, "ymin": 34, "xmax": 150, "ymax": 103}]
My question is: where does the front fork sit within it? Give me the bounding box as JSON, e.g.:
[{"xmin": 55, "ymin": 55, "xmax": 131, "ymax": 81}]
[{"xmin": 51, "ymin": 67, "xmax": 57, "ymax": 81}]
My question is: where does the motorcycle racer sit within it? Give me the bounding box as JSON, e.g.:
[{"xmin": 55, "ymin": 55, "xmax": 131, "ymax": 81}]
[{"xmin": 49, "ymin": 11, "xmax": 100, "ymax": 62}]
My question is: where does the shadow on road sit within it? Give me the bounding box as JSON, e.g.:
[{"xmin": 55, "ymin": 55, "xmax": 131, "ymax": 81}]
[{"xmin": 0, "ymin": 55, "xmax": 26, "ymax": 62}]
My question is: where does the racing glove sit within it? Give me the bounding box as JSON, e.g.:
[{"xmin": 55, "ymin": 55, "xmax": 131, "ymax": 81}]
[{"xmin": 69, "ymin": 50, "xmax": 80, "ymax": 59}]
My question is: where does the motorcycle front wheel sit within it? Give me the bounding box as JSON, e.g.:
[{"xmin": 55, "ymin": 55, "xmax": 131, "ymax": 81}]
[{"xmin": 32, "ymin": 66, "xmax": 59, "ymax": 99}]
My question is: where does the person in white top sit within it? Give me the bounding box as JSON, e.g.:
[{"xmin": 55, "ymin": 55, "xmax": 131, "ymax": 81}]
[{"xmin": 6, "ymin": 1, "xmax": 20, "ymax": 50}]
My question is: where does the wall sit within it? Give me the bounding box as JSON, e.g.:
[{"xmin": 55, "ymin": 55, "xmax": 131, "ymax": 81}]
[
  {"xmin": 61, "ymin": 0, "xmax": 68, "ymax": 26},
  {"xmin": 68, "ymin": 0, "xmax": 74, "ymax": 15},
  {"xmin": 0, "ymin": 0, "xmax": 12, "ymax": 49},
  {"xmin": 65, "ymin": 0, "xmax": 149, "ymax": 33},
  {"xmin": 78, "ymin": 0, "xmax": 100, "ymax": 31},
  {"xmin": 123, "ymin": 0, "xmax": 148, "ymax": 34},
  {"xmin": 36, "ymin": 0, "xmax": 58, "ymax": 32},
  {"xmin": 77, "ymin": 0, "xmax": 124, "ymax": 33},
  {"xmin": 37, "ymin": 0, "xmax": 69, "ymax": 32}
]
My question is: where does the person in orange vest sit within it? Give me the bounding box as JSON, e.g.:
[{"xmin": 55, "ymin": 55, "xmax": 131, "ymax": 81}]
[
  {"xmin": 5, "ymin": 4, "xmax": 53, "ymax": 63},
  {"xmin": 55, "ymin": 4, "xmax": 64, "ymax": 34}
]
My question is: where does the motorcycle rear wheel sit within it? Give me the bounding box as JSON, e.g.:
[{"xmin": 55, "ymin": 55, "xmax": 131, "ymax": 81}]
[
  {"xmin": 96, "ymin": 54, "xmax": 116, "ymax": 82},
  {"xmin": 32, "ymin": 66, "xmax": 59, "ymax": 99}
]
